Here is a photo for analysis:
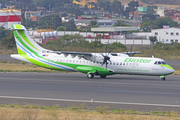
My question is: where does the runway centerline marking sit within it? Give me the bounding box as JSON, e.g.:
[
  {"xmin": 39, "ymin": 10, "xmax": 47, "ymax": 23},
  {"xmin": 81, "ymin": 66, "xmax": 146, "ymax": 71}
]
[{"xmin": 0, "ymin": 96, "xmax": 180, "ymax": 108}]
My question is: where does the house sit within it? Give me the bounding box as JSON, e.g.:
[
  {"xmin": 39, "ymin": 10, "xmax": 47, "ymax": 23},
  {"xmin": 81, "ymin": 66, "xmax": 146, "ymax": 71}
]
[
  {"xmin": 25, "ymin": 11, "xmax": 41, "ymax": 19},
  {"xmin": 151, "ymin": 27, "xmax": 180, "ymax": 43},
  {"xmin": 155, "ymin": 7, "xmax": 166, "ymax": 17},
  {"xmin": 96, "ymin": 19, "xmax": 116, "ymax": 27},
  {"xmin": 74, "ymin": 19, "xmax": 91, "ymax": 29}
]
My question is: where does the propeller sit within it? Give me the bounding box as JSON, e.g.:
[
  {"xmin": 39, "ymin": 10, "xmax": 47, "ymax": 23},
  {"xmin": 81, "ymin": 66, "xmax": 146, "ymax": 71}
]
[{"xmin": 101, "ymin": 46, "xmax": 111, "ymax": 69}]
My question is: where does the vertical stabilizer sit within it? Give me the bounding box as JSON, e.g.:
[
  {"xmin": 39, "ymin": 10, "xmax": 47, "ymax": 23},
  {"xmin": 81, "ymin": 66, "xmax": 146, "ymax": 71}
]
[{"xmin": 12, "ymin": 24, "xmax": 49, "ymax": 55}]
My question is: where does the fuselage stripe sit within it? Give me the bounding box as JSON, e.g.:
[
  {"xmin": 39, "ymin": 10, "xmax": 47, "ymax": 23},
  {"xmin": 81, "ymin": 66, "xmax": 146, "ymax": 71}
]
[{"xmin": 16, "ymin": 41, "xmax": 75, "ymax": 71}]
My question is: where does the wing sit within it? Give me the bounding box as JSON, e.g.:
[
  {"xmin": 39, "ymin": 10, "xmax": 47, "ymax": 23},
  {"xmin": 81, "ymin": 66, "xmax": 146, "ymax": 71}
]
[{"xmin": 123, "ymin": 52, "xmax": 141, "ymax": 56}]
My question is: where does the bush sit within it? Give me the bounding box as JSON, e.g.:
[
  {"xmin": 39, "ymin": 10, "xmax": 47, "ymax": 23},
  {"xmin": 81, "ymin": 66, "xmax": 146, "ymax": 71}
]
[{"xmin": 57, "ymin": 26, "xmax": 65, "ymax": 31}]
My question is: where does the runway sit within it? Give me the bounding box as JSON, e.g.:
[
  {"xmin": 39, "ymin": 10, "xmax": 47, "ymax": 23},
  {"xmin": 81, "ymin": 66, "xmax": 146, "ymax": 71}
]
[{"xmin": 0, "ymin": 72, "xmax": 180, "ymax": 112}]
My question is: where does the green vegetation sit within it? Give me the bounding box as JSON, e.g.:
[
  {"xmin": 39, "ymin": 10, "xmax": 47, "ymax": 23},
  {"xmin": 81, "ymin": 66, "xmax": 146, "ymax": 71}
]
[
  {"xmin": 149, "ymin": 36, "xmax": 158, "ymax": 44},
  {"xmin": 0, "ymin": 104, "xmax": 178, "ymax": 120},
  {"xmin": 0, "ymin": 29, "xmax": 16, "ymax": 49},
  {"xmin": 113, "ymin": 20, "xmax": 131, "ymax": 27},
  {"xmin": 57, "ymin": 26, "xmax": 65, "ymax": 31},
  {"xmin": 141, "ymin": 17, "xmax": 179, "ymax": 32},
  {"xmin": 45, "ymin": 34, "xmax": 127, "ymax": 52}
]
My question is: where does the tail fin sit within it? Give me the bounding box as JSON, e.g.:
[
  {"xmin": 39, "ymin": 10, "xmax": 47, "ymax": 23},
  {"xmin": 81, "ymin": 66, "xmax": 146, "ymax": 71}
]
[{"xmin": 12, "ymin": 24, "xmax": 48, "ymax": 54}]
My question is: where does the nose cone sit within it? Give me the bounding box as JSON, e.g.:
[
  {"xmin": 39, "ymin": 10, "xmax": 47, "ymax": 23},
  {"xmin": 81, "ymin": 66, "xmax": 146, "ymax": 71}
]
[{"xmin": 167, "ymin": 65, "xmax": 175, "ymax": 74}]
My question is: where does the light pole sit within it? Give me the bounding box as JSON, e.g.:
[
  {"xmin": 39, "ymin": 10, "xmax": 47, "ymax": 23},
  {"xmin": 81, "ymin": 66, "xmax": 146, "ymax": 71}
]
[
  {"xmin": 52, "ymin": 17, "xmax": 54, "ymax": 29},
  {"xmin": 38, "ymin": 18, "xmax": 39, "ymax": 29},
  {"xmin": 49, "ymin": 5, "xmax": 50, "ymax": 14}
]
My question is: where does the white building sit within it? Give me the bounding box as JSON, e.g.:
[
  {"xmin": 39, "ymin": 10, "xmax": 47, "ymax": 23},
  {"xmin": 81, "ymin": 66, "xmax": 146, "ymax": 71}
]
[
  {"xmin": 155, "ymin": 6, "xmax": 165, "ymax": 17},
  {"xmin": 151, "ymin": 27, "xmax": 180, "ymax": 43},
  {"xmin": 0, "ymin": 9, "xmax": 21, "ymax": 29},
  {"xmin": 97, "ymin": 19, "xmax": 116, "ymax": 27}
]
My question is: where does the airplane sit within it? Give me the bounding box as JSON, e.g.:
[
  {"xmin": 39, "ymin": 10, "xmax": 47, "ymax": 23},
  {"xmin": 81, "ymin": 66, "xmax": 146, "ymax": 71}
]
[{"xmin": 11, "ymin": 24, "xmax": 175, "ymax": 81}]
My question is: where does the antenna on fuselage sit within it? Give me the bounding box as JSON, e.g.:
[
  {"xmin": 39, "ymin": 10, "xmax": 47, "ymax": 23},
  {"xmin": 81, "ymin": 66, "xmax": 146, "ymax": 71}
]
[{"xmin": 152, "ymin": 55, "xmax": 154, "ymax": 58}]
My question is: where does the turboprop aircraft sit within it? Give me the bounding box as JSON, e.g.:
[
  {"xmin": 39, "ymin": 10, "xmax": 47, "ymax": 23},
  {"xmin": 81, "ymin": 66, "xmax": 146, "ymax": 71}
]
[{"xmin": 11, "ymin": 24, "xmax": 174, "ymax": 81}]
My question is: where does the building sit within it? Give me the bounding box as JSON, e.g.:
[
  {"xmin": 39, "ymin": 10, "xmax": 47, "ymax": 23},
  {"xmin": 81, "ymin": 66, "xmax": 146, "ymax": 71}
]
[
  {"xmin": 96, "ymin": 19, "xmax": 116, "ymax": 27},
  {"xmin": 74, "ymin": 19, "xmax": 91, "ymax": 29},
  {"xmin": 151, "ymin": 27, "xmax": 180, "ymax": 43},
  {"xmin": 155, "ymin": 7, "xmax": 165, "ymax": 17},
  {"xmin": 0, "ymin": 9, "xmax": 21, "ymax": 29},
  {"xmin": 138, "ymin": 7, "xmax": 147, "ymax": 13},
  {"xmin": 25, "ymin": 11, "xmax": 41, "ymax": 19}
]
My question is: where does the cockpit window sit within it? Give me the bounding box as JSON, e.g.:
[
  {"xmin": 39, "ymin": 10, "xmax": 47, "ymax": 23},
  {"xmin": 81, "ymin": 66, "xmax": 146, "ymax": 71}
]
[
  {"xmin": 154, "ymin": 61, "xmax": 167, "ymax": 65},
  {"xmin": 161, "ymin": 61, "xmax": 167, "ymax": 65}
]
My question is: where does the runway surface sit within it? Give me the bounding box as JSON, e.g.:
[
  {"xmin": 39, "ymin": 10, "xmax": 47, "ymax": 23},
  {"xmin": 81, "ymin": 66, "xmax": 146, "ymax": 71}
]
[{"xmin": 0, "ymin": 72, "xmax": 180, "ymax": 112}]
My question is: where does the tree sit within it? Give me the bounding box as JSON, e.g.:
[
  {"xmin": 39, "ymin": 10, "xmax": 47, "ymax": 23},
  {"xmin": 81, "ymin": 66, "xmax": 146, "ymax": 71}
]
[
  {"xmin": 154, "ymin": 17, "xmax": 178, "ymax": 28},
  {"xmin": 90, "ymin": 21, "xmax": 97, "ymax": 26},
  {"xmin": 0, "ymin": 31, "xmax": 15, "ymax": 49},
  {"xmin": 149, "ymin": 36, "xmax": 157, "ymax": 45},
  {"xmin": 140, "ymin": 21, "xmax": 154, "ymax": 32},
  {"xmin": 39, "ymin": 14, "xmax": 62, "ymax": 29},
  {"xmin": 57, "ymin": 26, "xmax": 65, "ymax": 31},
  {"xmin": 127, "ymin": 0, "xmax": 139, "ymax": 18},
  {"xmin": 66, "ymin": 19, "xmax": 77, "ymax": 31},
  {"xmin": 146, "ymin": 6, "xmax": 155, "ymax": 14},
  {"xmin": 114, "ymin": 20, "xmax": 124, "ymax": 26},
  {"xmin": 142, "ymin": 14, "xmax": 157, "ymax": 22},
  {"xmin": 0, "ymin": 27, "xmax": 7, "ymax": 40},
  {"xmin": 111, "ymin": 0, "xmax": 123, "ymax": 16}
]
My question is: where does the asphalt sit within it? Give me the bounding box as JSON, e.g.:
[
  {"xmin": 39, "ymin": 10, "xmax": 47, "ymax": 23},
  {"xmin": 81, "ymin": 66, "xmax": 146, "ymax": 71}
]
[{"xmin": 0, "ymin": 72, "xmax": 180, "ymax": 112}]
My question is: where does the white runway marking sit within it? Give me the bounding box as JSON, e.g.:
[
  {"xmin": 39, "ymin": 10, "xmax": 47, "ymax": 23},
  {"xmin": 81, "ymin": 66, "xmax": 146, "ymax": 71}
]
[{"xmin": 0, "ymin": 96, "xmax": 180, "ymax": 108}]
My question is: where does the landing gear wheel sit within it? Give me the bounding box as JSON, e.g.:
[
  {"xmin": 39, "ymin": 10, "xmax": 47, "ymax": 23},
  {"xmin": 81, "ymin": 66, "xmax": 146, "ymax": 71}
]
[
  {"xmin": 100, "ymin": 75, "xmax": 107, "ymax": 78},
  {"xmin": 87, "ymin": 73, "xmax": 94, "ymax": 79},
  {"xmin": 161, "ymin": 77, "xmax": 165, "ymax": 81}
]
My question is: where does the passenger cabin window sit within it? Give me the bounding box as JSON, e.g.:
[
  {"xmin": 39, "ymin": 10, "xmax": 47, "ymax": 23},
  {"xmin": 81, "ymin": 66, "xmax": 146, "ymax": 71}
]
[
  {"xmin": 154, "ymin": 61, "xmax": 157, "ymax": 64},
  {"xmin": 158, "ymin": 61, "xmax": 161, "ymax": 64}
]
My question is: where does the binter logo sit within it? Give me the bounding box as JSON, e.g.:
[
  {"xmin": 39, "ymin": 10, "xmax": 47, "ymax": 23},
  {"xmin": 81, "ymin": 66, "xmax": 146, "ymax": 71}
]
[{"xmin": 124, "ymin": 58, "xmax": 153, "ymax": 63}]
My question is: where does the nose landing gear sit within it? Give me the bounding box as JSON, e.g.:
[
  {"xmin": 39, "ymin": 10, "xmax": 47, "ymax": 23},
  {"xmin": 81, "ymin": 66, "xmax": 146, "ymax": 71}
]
[{"xmin": 160, "ymin": 75, "xmax": 166, "ymax": 81}]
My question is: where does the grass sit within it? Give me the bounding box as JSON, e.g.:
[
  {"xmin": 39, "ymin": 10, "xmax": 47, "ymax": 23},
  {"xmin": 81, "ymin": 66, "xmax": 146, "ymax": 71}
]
[
  {"xmin": 0, "ymin": 104, "xmax": 178, "ymax": 120},
  {"xmin": 0, "ymin": 62, "xmax": 66, "ymax": 73}
]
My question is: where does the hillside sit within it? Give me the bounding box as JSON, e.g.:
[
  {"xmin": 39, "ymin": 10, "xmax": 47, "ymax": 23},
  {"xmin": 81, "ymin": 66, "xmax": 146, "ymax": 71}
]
[
  {"xmin": 109, "ymin": 0, "xmax": 180, "ymax": 6},
  {"xmin": 150, "ymin": 0, "xmax": 180, "ymax": 5}
]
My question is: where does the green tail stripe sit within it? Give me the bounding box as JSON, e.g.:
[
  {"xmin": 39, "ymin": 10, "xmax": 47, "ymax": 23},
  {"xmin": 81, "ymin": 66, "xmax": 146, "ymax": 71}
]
[
  {"xmin": 18, "ymin": 30, "xmax": 39, "ymax": 51},
  {"xmin": 15, "ymin": 24, "xmax": 22, "ymax": 29},
  {"xmin": 18, "ymin": 48, "xmax": 61, "ymax": 70}
]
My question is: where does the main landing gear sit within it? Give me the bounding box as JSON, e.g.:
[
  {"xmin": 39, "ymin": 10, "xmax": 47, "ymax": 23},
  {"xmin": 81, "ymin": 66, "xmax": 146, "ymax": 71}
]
[
  {"xmin": 160, "ymin": 75, "xmax": 166, "ymax": 81},
  {"xmin": 87, "ymin": 73, "xmax": 107, "ymax": 79},
  {"xmin": 100, "ymin": 75, "xmax": 107, "ymax": 78},
  {"xmin": 87, "ymin": 73, "xmax": 94, "ymax": 78}
]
